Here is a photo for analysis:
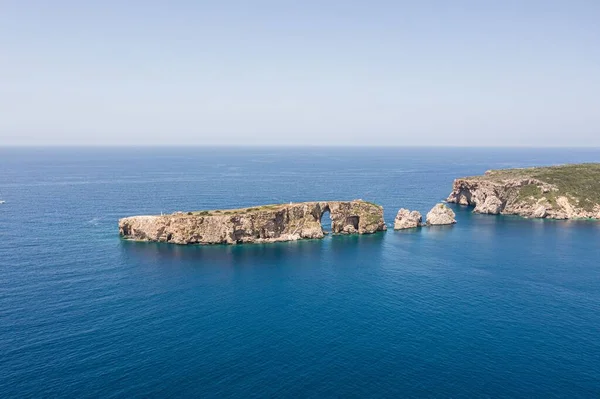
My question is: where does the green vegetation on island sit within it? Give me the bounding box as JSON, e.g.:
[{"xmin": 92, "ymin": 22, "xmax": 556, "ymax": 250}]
[
  {"xmin": 448, "ymin": 163, "xmax": 600, "ymax": 218},
  {"xmin": 482, "ymin": 163, "xmax": 600, "ymax": 211}
]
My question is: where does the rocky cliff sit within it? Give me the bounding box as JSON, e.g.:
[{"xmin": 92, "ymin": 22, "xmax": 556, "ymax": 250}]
[
  {"xmin": 119, "ymin": 200, "xmax": 386, "ymax": 245},
  {"xmin": 446, "ymin": 163, "xmax": 600, "ymax": 219}
]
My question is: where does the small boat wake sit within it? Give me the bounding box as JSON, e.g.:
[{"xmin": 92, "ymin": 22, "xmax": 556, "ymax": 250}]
[{"xmin": 87, "ymin": 216, "xmax": 103, "ymax": 225}]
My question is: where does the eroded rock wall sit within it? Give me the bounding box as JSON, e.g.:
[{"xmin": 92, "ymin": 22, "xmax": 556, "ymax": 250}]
[
  {"xmin": 119, "ymin": 200, "xmax": 386, "ymax": 245},
  {"xmin": 447, "ymin": 178, "xmax": 600, "ymax": 219}
]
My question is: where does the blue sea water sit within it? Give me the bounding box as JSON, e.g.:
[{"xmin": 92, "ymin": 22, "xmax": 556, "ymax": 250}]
[{"xmin": 1, "ymin": 147, "xmax": 600, "ymax": 398}]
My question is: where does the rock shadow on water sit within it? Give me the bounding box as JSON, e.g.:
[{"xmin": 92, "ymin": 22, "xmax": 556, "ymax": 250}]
[
  {"xmin": 444, "ymin": 203, "xmax": 600, "ymax": 246},
  {"xmin": 327, "ymin": 232, "xmax": 386, "ymax": 271},
  {"xmin": 419, "ymin": 224, "xmax": 456, "ymax": 240},
  {"xmin": 119, "ymin": 233, "xmax": 385, "ymax": 270},
  {"xmin": 329, "ymin": 231, "xmax": 385, "ymax": 250}
]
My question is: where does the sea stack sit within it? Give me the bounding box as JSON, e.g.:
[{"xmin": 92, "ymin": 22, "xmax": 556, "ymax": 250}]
[
  {"xmin": 393, "ymin": 209, "xmax": 423, "ymax": 230},
  {"xmin": 426, "ymin": 203, "xmax": 457, "ymax": 225}
]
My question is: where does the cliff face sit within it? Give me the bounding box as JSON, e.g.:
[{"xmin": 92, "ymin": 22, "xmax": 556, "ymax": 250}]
[
  {"xmin": 446, "ymin": 164, "xmax": 600, "ymax": 219},
  {"xmin": 119, "ymin": 200, "xmax": 386, "ymax": 245}
]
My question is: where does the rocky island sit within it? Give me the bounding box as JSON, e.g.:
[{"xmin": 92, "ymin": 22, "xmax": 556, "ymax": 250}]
[
  {"xmin": 119, "ymin": 200, "xmax": 386, "ymax": 245},
  {"xmin": 446, "ymin": 163, "xmax": 600, "ymax": 219},
  {"xmin": 393, "ymin": 204, "xmax": 456, "ymax": 230}
]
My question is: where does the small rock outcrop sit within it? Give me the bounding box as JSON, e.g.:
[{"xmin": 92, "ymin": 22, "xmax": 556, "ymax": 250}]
[
  {"xmin": 393, "ymin": 209, "xmax": 423, "ymax": 230},
  {"xmin": 446, "ymin": 164, "xmax": 600, "ymax": 219},
  {"xmin": 426, "ymin": 204, "xmax": 456, "ymax": 225},
  {"xmin": 119, "ymin": 200, "xmax": 386, "ymax": 245}
]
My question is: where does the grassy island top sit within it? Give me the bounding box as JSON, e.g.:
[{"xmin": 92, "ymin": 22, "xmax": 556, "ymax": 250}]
[
  {"xmin": 465, "ymin": 163, "xmax": 600, "ymax": 210},
  {"xmin": 469, "ymin": 163, "xmax": 600, "ymax": 181},
  {"xmin": 469, "ymin": 163, "xmax": 600, "ymax": 182},
  {"xmin": 180, "ymin": 200, "xmax": 382, "ymax": 217},
  {"xmin": 190, "ymin": 203, "xmax": 288, "ymax": 216}
]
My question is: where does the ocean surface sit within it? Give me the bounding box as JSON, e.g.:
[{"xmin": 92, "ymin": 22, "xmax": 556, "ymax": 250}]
[{"xmin": 1, "ymin": 147, "xmax": 600, "ymax": 398}]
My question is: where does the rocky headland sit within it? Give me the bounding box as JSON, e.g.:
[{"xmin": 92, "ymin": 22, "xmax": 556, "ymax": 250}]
[
  {"xmin": 119, "ymin": 200, "xmax": 386, "ymax": 245},
  {"xmin": 446, "ymin": 163, "xmax": 600, "ymax": 219}
]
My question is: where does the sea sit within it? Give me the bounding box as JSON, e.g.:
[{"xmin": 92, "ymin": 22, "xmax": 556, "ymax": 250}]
[{"xmin": 1, "ymin": 147, "xmax": 600, "ymax": 398}]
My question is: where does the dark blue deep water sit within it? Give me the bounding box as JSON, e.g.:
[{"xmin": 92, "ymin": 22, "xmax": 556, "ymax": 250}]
[{"xmin": 2, "ymin": 147, "xmax": 600, "ymax": 398}]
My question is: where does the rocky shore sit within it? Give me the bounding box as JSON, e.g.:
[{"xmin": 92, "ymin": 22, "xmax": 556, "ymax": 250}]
[
  {"xmin": 446, "ymin": 163, "xmax": 600, "ymax": 219},
  {"xmin": 119, "ymin": 200, "xmax": 386, "ymax": 245}
]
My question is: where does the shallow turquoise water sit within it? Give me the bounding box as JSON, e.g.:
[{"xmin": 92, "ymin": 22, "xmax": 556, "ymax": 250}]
[{"xmin": 1, "ymin": 147, "xmax": 600, "ymax": 397}]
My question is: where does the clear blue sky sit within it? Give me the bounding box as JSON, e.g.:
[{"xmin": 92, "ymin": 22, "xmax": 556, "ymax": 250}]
[{"xmin": 1, "ymin": 0, "xmax": 599, "ymax": 146}]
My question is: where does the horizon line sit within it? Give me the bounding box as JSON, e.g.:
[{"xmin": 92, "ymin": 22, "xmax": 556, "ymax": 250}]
[{"xmin": 2, "ymin": 144, "xmax": 600, "ymax": 149}]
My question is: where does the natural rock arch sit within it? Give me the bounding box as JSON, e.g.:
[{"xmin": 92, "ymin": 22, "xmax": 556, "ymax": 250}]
[
  {"xmin": 319, "ymin": 205, "xmax": 333, "ymax": 233},
  {"xmin": 119, "ymin": 200, "xmax": 387, "ymax": 245}
]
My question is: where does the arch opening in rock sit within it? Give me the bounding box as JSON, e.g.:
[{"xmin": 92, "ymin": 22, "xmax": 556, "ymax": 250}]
[
  {"xmin": 345, "ymin": 216, "xmax": 359, "ymax": 232},
  {"xmin": 320, "ymin": 209, "xmax": 333, "ymax": 233}
]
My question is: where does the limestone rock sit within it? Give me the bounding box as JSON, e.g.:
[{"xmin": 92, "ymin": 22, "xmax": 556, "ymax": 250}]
[
  {"xmin": 479, "ymin": 196, "xmax": 504, "ymax": 214},
  {"xmin": 446, "ymin": 164, "xmax": 600, "ymax": 220},
  {"xmin": 426, "ymin": 204, "xmax": 456, "ymax": 226},
  {"xmin": 531, "ymin": 205, "xmax": 547, "ymax": 218},
  {"xmin": 119, "ymin": 200, "xmax": 386, "ymax": 245},
  {"xmin": 393, "ymin": 208, "xmax": 422, "ymax": 230}
]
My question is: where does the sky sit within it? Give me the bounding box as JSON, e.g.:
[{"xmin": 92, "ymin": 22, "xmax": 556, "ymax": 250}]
[{"xmin": 1, "ymin": 0, "xmax": 599, "ymax": 146}]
